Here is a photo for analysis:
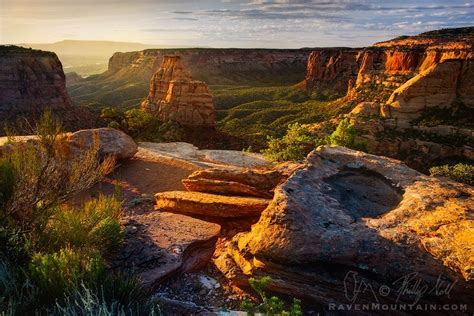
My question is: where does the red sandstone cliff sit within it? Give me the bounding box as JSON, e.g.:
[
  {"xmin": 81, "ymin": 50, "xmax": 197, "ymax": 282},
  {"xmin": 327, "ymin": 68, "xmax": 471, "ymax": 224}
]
[
  {"xmin": 0, "ymin": 46, "xmax": 73, "ymax": 118},
  {"xmin": 141, "ymin": 56, "xmax": 216, "ymax": 127},
  {"xmin": 299, "ymin": 28, "xmax": 474, "ymax": 109},
  {"xmin": 0, "ymin": 46, "xmax": 101, "ymax": 133}
]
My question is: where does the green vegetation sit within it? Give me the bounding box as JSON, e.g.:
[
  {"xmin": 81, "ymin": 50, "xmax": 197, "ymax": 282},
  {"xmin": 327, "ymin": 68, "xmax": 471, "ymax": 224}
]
[
  {"xmin": 240, "ymin": 276, "xmax": 303, "ymax": 316},
  {"xmin": 411, "ymin": 103, "xmax": 474, "ymax": 129},
  {"xmin": 101, "ymin": 107, "xmax": 184, "ymax": 142},
  {"xmin": 263, "ymin": 119, "xmax": 367, "ymax": 162},
  {"xmin": 263, "ymin": 123, "xmax": 322, "ymax": 162},
  {"xmin": 213, "ymin": 85, "xmax": 351, "ymax": 148},
  {"xmin": 429, "ymin": 163, "xmax": 474, "ymax": 186},
  {"xmin": 0, "ymin": 112, "xmax": 159, "ymax": 315}
]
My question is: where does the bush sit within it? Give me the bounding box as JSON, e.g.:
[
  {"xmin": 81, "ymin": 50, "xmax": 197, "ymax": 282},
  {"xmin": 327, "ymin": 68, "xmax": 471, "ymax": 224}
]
[
  {"xmin": 240, "ymin": 276, "xmax": 303, "ymax": 316},
  {"xmin": 50, "ymin": 283, "xmax": 160, "ymax": 316},
  {"xmin": 29, "ymin": 248, "xmax": 106, "ymax": 301},
  {"xmin": 429, "ymin": 163, "xmax": 474, "ymax": 186},
  {"xmin": 0, "ymin": 160, "xmax": 15, "ymax": 208},
  {"xmin": 40, "ymin": 195, "xmax": 123, "ymax": 253},
  {"xmin": 328, "ymin": 118, "xmax": 367, "ymax": 151},
  {"xmin": 3, "ymin": 111, "xmax": 115, "ymax": 229},
  {"xmin": 263, "ymin": 123, "xmax": 320, "ymax": 162}
]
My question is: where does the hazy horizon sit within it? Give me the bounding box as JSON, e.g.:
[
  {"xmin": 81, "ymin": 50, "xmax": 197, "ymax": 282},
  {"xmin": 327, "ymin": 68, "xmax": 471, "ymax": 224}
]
[{"xmin": 1, "ymin": 0, "xmax": 473, "ymax": 48}]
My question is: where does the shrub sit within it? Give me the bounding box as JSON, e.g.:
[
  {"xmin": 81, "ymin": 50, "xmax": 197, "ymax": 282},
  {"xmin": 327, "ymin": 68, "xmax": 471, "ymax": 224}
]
[
  {"xmin": 429, "ymin": 163, "xmax": 474, "ymax": 186},
  {"xmin": 29, "ymin": 247, "xmax": 106, "ymax": 301},
  {"xmin": 0, "ymin": 160, "xmax": 15, "ymax": 208},
  {"xmin": 40, "ymin": 195, "xmax": 123, "ymax": 253},
  {"xmin": 328, "ymin": 118, "xmax": 367, "ymax": 151},
  {"xmin": 240, "ymin": 276, "xmax": 303, "ymax": 316},
  {"xmin": 3, "ymin": 111, "xmax": 115, "ymax": 229},
  {"xmin": 0, "ymin": 259, "xmax": 37, "ymax": 315},
  {"xmin": 263, "ymin": 123, "xmax": 319, "ymax": 162},
  {"xmin": 50, "ymin": 283, "xmax": 160, "ymax": 316}
]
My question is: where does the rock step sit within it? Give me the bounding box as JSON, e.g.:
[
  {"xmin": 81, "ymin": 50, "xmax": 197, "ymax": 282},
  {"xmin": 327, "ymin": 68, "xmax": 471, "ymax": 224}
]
[
  {"xmin": 182, "ymin": 178, "xmax": 273, "ymax": 198},
  {"xmin": 110, "ymin": 211, "xmax": 221, "ymax": 290},
  {"xmin": 154, "ymin": 191, "xmax": 270, "ymax": 218}
]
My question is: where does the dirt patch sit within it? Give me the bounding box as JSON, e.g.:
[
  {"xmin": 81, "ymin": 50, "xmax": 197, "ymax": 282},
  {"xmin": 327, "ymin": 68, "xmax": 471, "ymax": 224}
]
[
  {"xmin": 72, "ymin": 157, "xmax": 195, "ymax": 215},
  {"xmin": 324, "ymin": 169, "xmax": 402, "ymax": 219}
]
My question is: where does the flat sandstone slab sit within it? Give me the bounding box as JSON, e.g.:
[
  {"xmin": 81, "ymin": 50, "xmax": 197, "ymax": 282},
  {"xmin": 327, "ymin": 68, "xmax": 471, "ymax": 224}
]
[
  {"xmin": 111, "ymin": 211, "xmax": 221, "ymax": 289},
  {"xmin": 155, "ymin": 191, "xmax": 270, "ymax": 217}
]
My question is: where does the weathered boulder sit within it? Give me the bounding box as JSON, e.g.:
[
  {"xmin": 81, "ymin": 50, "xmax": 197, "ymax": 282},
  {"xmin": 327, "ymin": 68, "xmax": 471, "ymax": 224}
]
[
  {"xmin": 141, "ymin": 56, "xmax": 215, "ymax": 127},
  {"xmin": 66, "ymin": 128, "xmax": 138, "ymax": 159},
  {"xmin": 154, "ymin": 191, "xmax": 270, "ymax": 218},
  {"xmin": 110, "ymin": 212, "xmax": 220, "ymax": 289},
  {"xmin": 216, "ymin": 146, "xmax": 474, "ymax": 308}
]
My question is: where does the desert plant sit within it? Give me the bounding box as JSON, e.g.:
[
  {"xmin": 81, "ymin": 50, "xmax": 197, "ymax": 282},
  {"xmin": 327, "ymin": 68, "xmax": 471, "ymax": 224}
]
[
  {"xmin": 50, "ymin": 282, "xmax": 161, "ymax": 316},
  {"xmin": 429, "ymin": 163, "xmax": 474, "ymax": 186},
  {"xmin": 2, "ymin": 111, "xmax": 115, "ymax": 229},
  {"xmin": 0, "ymin": 160, "xmax": 15, "ymax": 208},
  {"xmin": 39, "ymin": 195, "xmax": 123, "ymax": 253},
  {"xmin": 240, "ymin": 276, "xmax": 303, "ymax": 316},
  {"xmin": 263, "ymin": 123, "xmax": 320, "ymax": 162},
  {"xmin": 29, "ymin": 247, "xmax": 106, "ymax": 302},
  {"xmin": 328, "ymin": 118, "xmax": 367, "ymax": 151}
]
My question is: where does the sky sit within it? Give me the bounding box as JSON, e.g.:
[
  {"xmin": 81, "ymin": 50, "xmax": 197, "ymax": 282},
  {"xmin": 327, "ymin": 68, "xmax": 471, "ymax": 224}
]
[{"xmin": 0, "ymin": 0, "xmax": 473, "ymax": 48}]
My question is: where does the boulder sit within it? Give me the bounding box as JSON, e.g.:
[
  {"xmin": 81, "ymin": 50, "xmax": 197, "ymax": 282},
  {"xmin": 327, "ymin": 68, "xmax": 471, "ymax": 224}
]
[
  {"xmin": 66, "ymin": 128, "xmax": 138, "ymax": 159},
  {"xmin": 110, "ymin": 211, "xmax": 221, "ymax": 289},
  {"xmin": 154, "ymin": 191, "xmax": 270, "ymax": 218},
  {"xmin": 216, "ymin": 146, "xmax": 474, "ymax": 308}
]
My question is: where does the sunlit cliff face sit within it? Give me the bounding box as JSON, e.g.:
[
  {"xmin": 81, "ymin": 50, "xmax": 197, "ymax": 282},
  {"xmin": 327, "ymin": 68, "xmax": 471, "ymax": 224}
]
[{"xmin": 1, "ymin": 0, "xmax": 473, "ymax": 48}]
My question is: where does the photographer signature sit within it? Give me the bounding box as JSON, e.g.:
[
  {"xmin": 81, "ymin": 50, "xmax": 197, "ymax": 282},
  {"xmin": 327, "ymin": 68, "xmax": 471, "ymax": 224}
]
[{"xmin": 343, "ymin": 271, "xmax": 457, "ymax": 305}]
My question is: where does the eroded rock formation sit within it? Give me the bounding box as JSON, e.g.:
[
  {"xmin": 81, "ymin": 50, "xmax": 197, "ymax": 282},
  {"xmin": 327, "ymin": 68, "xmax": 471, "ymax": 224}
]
[
  {"xmin": 216, "ymin": 146, "xmax": 474, "ymax": 308},
  {"xmin": 296, "ymin": 48, "xmax": 359, "ymax": 95},
  {"xmin": 0, "ymin": 46, "xmax": 72, "ymax": 117},
  {"xmin": 141, "ymin": 56, "xmax": 216, "ymax": 127}
]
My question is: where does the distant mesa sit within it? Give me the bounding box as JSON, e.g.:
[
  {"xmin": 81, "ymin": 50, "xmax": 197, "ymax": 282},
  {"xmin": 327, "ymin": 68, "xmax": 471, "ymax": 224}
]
[
  {"xmin": 141, "ymin": 55, "xmax": 216, "ymax": 128},
  {"xmin": 0, "ymin": 45, "xmax": 100, "ymax": 134},
  {"xmin": 0, "ymin": 45, "xmax": 73, "ymax": 113}
]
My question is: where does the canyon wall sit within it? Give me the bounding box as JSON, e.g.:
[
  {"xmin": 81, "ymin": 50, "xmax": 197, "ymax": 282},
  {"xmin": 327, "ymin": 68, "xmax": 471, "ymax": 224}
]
[
  {"xmin": 0, "ymin": 46, "xmax": 101, "ymax": 133},
  {"xmin": 299, "ymin": 31, "xmax": 473, "ymax": 107},
  {"xmin": 106, "ymin": 48, "xmax": 313, "ymax": 85},
  {"xmin": 141, "ymin": 56, "xmax": 216, "ymax": 127},
  {"xmin": 0, "ymin": 46, "xmax": 73, "ymax": 120}
]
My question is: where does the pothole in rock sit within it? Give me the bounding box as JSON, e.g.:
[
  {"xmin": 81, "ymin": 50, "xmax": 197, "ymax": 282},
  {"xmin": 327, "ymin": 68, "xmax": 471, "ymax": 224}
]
[{"xmin": 324, "ymin": 169, "xmax": 402, "ymax": 220}]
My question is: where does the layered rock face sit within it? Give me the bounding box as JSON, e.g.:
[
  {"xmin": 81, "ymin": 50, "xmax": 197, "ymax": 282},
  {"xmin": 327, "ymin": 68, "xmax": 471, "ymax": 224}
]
[
  {"xmin": 0, "ymin": 46, "xmax": 72, "ymax": 120},
  {"xmin": 107, "ymin": 48, "xmax": 312, "ymax": 85},
  {"xmin": 296, "ymin": 48, "xmax": 359, "ymax": 95},
  {"xmin": 141, "ymin": 56, "xmax": 216, "ymax": 127},
  {"xmin": 299, "ymin": 29, "xmax": 473, "ymax": 109},
  {"xmin": 216, "ymin": 146, "xmax": 474, "ymax": 308},
  {"xmin": 383, "ymin": 59, "xmax": 474, "ymax": 121}
]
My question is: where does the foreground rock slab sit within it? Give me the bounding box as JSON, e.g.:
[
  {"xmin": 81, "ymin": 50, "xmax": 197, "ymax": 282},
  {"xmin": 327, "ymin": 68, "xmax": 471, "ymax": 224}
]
[
  {"xmin": 155, "ymin": 191, "xmax": 270, "ymax": 218},
  {"xmin": 216, "ymin": 146, "xmax": 474, "ymax": 308},
  {"xmin": 110, "ymin": 211, "xmax": 220, "ymax": 289}
]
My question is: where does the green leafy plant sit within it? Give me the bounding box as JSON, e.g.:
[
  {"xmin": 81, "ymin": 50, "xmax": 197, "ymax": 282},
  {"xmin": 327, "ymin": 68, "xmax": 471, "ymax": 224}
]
[
  {"xmin": 40, "ymin": 195, "xmax": 123, "ymax": 253},
  {"xmin": 240, "ymin": 276, "xmax": 303, "ymax": 316},
  {"xmin": 429, "ymin": 163, "xmax": 474, "ymax": 186},
  {"xmin": 29, "ymin": 247, "xmax": 106, "ymax": 302},
  {"xmin": 263, "ymin": 123, "xmax": 320, "ymax": 162},
  {"xmin": 328, "ymin": 118, "xmax": 367, "ymax": 151}
]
